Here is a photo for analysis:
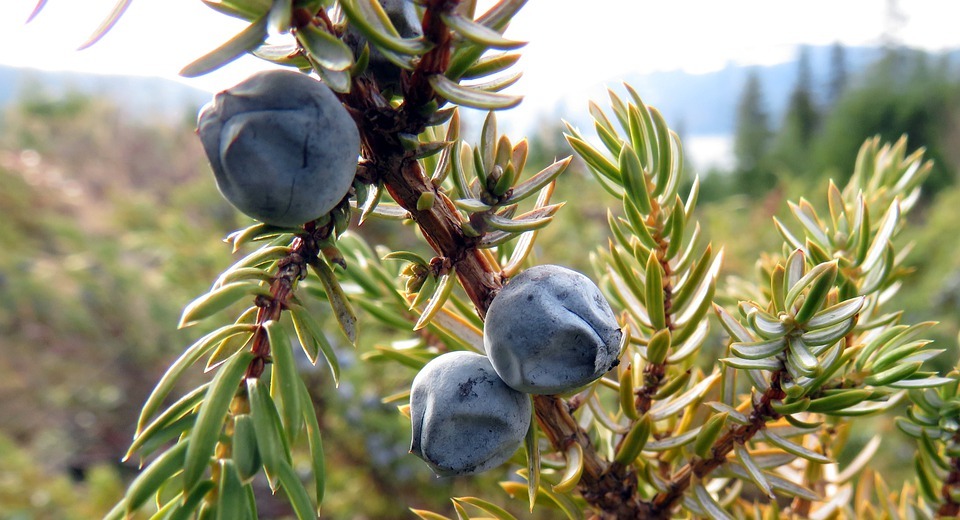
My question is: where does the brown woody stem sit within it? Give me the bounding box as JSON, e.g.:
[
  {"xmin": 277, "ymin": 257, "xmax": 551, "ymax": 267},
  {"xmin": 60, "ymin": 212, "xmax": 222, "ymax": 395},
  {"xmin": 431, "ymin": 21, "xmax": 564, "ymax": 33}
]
[
  {"xmin": 938, "ymin": 434, "xmax": 960, "ymax": 517},
  {"xmin": 647, "ymin": 371, "xmax": 787, "ymax": 518},
  {"xmin": 611, "ymin": 199, "xmax": 674, "ymax": 494},
  {"xmin": 635, "ymin": 228, "xmax": 674, "ymax": 415},
  {"xmin": 245, "ymin": 222, "xmax": 328, "ymax": 379},
  {"xmin": 336, "ymin": 1, "xmax": 650, "ymax": 516}
]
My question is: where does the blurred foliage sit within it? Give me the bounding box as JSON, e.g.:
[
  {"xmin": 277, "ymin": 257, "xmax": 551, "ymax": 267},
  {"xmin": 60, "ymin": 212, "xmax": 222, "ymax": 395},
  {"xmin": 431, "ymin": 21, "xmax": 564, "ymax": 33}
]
[
  {"xmin": 770, "ymin": 46, "xmax": 819, "ymax": 175},
  {"xmin": 0, "ymin": 89, "xmax": 233, "ymax": 519},
  {"xmin": 813, "ymin": 48, "xmax": 960, "ymax": 194},
  {"xmin": 725, "ymin": 46, "xmax": 960, "ymax": 198},
  {"xmin": 730, "ymin": 70, "xmax": 774, "ymax": 198},
  {"xmin": 0, "ymin": 434, "xmax": 126, "ymax": 520}
]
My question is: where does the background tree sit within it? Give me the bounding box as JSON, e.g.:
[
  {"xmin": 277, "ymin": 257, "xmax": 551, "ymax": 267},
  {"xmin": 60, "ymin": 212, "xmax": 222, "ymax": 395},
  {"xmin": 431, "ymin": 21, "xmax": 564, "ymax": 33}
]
[
  {"xmin": 825, "ymin": 41, "xmax": 849, "ymax": 108},
  {"xmin": 772, "ymin": 46, "xmax": 819, "ymax": 174},
  {"xmin": 812, "ymin": 48, "xmax": 959, "ymax": 191},
  {"xmin": 732, "ymin": 69, "xmax": 773, "ymax": 195}
]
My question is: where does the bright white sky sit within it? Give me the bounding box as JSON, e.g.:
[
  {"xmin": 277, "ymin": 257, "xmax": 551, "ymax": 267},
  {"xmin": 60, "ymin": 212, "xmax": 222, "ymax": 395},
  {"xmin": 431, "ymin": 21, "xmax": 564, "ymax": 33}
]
[
  {"xmin": 1, "ymin": 0, "xmax": 958, "ymax": 162},
  {"xmin": 3, "ymin": 1, "xmax": 957, "ymax": 89}
]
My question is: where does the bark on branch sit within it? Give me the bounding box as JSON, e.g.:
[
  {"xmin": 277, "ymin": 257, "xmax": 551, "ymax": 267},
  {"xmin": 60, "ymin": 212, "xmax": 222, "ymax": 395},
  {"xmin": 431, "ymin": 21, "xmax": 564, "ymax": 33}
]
[{"xmin": 338, "ymin": 2, "xmax": 647, "ymax": 515}]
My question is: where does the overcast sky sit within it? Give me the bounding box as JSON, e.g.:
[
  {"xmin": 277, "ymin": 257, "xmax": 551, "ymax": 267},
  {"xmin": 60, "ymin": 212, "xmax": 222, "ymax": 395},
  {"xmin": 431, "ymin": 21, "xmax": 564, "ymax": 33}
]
[
  {"xmin": 4, "ymin": 1, "xmax": 958, "ymax": 87},
  {"xmin": 1, "ymin": 1, "xmax": 958, "ymax": 164}
]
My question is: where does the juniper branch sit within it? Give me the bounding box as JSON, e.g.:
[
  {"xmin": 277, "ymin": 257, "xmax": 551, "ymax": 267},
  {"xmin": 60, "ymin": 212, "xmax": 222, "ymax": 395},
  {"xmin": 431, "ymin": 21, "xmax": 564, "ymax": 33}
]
[{"xmin": 337, "ymin": 1, "xmax": 647, "ymax": 516}]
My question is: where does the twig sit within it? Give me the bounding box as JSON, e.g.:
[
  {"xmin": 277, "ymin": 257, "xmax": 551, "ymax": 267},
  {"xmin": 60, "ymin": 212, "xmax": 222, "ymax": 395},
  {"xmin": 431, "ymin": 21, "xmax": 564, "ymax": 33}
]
[
  {"xmin": 939, "ymin": 433, "xmax": 960, "ymax": 517},
  {"xmin": 339, "ymin": 1, "xmax": 647, "ymax": 516},
  {"xmin": 647, "ymin": 371, "xmax": 787, "ymax": 519},
  {"xmin": 245, "ymin": 221, "xmax": 328, "ymax": 379}
]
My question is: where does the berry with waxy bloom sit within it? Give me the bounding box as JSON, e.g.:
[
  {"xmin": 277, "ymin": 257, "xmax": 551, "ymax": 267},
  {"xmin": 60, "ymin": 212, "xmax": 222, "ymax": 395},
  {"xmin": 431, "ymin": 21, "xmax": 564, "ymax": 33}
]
[
  {"xmin": 409, "ymin": 351, "xmax": 531, "ymax": 477},
  {"xmin": 484, "ymin": 264, "xmax": 622, "ymax": 394},
  {"xmin": 197, "ymin": 70, "xmax": 359, "ymax": 227}
]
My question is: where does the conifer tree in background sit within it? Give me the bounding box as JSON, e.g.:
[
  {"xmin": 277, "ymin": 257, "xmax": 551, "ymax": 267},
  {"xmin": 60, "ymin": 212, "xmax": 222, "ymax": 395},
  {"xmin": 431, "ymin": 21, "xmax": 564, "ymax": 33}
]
[
  {"xmin": 773, "ymin": 46, "xmax": 820, "ymax": 175},
  {"xmin": 825, "ymin": 42, "xmax": 849, "ymax": 108},
  {"xmin": 732, "ymin": 70, "xmax": 773, "ymax": 195},
  {"xmin": 812, "ymin": 47, "xmax": 959, "ymax": 191}
]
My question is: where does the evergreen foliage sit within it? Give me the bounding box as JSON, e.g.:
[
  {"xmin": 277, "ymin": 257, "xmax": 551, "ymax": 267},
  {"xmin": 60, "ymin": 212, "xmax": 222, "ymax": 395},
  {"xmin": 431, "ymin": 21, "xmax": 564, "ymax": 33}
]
[{"xmin": 7, "ymin": 1, "xmax": 960, "ymax": 518}]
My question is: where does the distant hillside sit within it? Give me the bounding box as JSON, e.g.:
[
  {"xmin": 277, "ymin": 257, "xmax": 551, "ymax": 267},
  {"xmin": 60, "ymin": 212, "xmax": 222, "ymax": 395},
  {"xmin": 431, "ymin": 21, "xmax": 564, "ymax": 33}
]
[
  {"xmin": 591, "ymin": 45, "xmax": 914, "ymax": 137},
  {"xmin": 0, "ymin": 65, "xmax": 210, "ymax": 125},
  {"xmin": 2, "ymin": 44, "xmax": 955, "ymax": 139}
]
